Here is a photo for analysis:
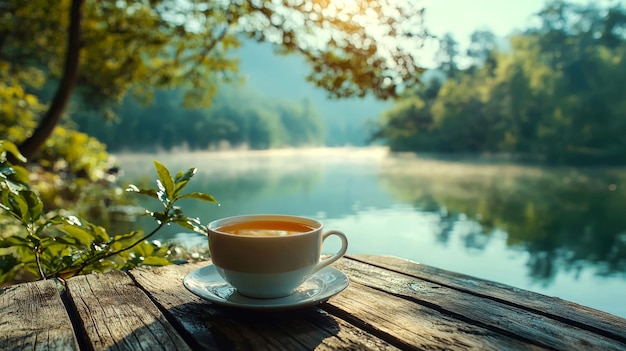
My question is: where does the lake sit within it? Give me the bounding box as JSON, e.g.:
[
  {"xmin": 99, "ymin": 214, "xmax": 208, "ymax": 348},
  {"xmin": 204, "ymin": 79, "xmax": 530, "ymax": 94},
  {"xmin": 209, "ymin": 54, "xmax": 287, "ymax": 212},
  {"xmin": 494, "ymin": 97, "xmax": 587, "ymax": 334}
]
[{"xmin": 115, "ymin": 147, "xmax": 626, "ymax": 318}]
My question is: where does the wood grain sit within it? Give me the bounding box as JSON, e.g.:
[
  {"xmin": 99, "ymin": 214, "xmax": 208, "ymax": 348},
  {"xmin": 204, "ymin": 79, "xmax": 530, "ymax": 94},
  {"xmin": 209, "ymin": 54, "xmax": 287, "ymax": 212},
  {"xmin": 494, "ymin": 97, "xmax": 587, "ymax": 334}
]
[
  {"xmin": 3, "ymin": 256, "xmax": 625, "ymax": 351},
  {"xmin": 66, "ymin": 270, "xmax": 191, "ymax": 351},
  {"xmin": 129, "ymin": 261, "xmax": 402, "ymax": 350},
  {"xmin": 336, "ymin": 256, "xmax": 626, "ymax": 351},
  {"xmin": 324, "ymin": 279, "xmax": 548, "ymax": 351},
  {"xmin": 0, "ymin": 279, "xmax": 78, "ymax": 350},
  {"xmin": 348, "ymin": 254, "xmax": 626, "ymax": 343}
]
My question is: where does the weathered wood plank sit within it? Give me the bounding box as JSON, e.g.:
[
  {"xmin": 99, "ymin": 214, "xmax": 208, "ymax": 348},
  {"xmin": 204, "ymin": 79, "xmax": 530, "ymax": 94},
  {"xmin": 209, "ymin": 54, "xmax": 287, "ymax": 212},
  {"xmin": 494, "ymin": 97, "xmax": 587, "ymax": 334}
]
[
  {"xmin": 323, "ymin": 279, "xmax": 548, "ymax": 351},
  {"xmin": 336, "ymin": 256, "xmax": 626, "ymax": 351},
  {"xmin": 348, "ymin": 254, "xmax": 626, "ymax": 343},
  {"xmin": 0, "ymin": 279, "xmax": 78, "ymax": 351},
  {"xmin": 128, "ymin": 262, "xmax": 220, "ymax": 350},
  {"xmin": 129, "ymin": 261, "xmax": 401, "ymax": 350},
  {"xmin": 66, "ymin": 271, "xmax": 191, "ymax": 351}
]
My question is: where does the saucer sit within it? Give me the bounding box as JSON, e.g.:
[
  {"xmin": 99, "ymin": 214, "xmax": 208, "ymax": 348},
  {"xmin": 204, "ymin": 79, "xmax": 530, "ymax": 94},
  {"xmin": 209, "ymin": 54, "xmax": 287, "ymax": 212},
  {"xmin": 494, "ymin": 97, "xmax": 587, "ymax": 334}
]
[{"xmin": 183, "ymin": 265, "xmax": 349, "ymax": 311}]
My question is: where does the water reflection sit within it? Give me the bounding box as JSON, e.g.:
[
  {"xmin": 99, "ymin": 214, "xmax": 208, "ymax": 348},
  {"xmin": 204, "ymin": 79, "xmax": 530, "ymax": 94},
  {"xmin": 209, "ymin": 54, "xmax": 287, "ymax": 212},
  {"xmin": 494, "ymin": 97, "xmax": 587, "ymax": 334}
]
[
  {"xmin": 115, "ymin": 148, "xmax": 626, "ymax": 317},
  {"xmin": 377, "ymin": 157, "xmax": 626, "ymax": 285}
]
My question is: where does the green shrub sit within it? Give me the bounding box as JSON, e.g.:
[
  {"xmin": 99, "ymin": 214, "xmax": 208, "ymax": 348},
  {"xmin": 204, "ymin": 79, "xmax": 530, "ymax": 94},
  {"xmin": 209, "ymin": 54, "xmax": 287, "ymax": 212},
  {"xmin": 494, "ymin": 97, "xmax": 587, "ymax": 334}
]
[{"xmin": 0, "ymin": 140, "xmax": 218, "ymax": 285}]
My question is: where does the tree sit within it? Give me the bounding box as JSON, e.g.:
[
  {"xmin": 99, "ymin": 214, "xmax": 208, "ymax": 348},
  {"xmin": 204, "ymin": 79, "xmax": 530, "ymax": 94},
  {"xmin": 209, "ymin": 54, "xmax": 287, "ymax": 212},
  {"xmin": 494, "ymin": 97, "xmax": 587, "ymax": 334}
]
[
  {"xmin": 526, "ymin": 0, "xmax": 626, "ymax": 164},
  {"xmin": 372, "ymin": 96, "xmax": 430, "ymax": 151},
  {"xmin": 371, "ymin": 0, "xmax": 626, "ymax": 165},
  {"xmin": 1, "ymin": 0, "xmax": 429, "ymax": 159},
  {"xmin": 435, "ymin": 33, "xmax": 460, "ymax": 78},
  {"xmin": 466, "ymin": 29, "xmax": 498, "ymax": 72}
]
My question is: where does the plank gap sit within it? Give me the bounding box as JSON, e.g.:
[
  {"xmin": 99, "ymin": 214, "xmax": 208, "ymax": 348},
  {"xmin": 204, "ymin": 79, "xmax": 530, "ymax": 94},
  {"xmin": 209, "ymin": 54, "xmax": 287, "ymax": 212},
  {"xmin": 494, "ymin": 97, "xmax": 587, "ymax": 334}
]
[
  {"xmin": 58, "ymin": 282, "xmax": 95, "ymax": 351},
  {"xmin": 126, "ymin": 267, "xmax": 208, "ymax": 351}
]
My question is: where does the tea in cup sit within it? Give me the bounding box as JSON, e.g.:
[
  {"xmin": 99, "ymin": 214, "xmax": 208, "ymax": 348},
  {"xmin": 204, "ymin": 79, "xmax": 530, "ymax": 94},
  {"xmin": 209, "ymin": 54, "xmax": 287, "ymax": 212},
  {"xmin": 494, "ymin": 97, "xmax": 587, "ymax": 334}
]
[{"xmin": 207, "ymin": 214, "xmax": 348, "ymax": 298}]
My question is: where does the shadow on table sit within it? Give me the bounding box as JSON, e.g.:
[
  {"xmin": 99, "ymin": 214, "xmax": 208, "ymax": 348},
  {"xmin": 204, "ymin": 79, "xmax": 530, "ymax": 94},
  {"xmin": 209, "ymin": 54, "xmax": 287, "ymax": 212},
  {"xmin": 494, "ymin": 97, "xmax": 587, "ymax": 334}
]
[{"xmin": 148, "ymin": 301, "xmax": 342, "ymax": 350}]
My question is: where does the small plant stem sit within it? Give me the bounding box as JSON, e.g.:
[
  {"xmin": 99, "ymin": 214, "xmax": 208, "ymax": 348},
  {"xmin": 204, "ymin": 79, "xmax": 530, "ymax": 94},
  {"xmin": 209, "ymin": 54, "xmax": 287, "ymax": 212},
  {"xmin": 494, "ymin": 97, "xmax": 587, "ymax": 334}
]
[
  {"xmin": 106, "ymin": 223, "xmax": 165, "ymax": 258},
  {"xmin": 69, "ymin": 219, "xmax": 167, "ymax": 277},
  {"xmin": 34, "ymin": 246, "xmax": 46, "ymax": 280}
]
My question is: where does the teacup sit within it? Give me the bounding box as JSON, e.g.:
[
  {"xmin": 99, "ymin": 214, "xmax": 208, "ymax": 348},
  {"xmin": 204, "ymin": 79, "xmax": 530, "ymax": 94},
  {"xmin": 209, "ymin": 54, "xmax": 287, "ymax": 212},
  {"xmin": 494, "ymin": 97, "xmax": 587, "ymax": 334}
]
[{"xmin": 207, "ymin": 214, "xmax": 348, "ymax": 298}]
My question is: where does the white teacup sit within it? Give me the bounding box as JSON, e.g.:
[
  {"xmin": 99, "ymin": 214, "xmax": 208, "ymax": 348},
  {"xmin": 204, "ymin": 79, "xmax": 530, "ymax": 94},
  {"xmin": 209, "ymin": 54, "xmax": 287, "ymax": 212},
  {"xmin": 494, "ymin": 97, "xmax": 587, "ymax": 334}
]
[{"xmin": 207, "ymin": 214, "xmax": 348, "ymax": 299}]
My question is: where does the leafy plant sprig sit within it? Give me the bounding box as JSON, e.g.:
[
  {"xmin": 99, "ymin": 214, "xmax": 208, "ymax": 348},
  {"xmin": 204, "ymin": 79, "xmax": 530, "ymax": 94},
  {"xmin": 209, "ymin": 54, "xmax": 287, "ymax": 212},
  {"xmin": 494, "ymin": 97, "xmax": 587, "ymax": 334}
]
[{"xmin": 0, "ymin": 141, "xmax": 218, "ymax": 284}]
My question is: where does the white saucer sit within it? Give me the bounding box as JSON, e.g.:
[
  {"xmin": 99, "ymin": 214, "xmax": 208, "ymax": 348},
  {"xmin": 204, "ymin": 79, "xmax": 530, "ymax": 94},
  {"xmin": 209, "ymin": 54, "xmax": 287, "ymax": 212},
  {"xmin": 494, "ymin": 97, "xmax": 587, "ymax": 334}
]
[{"xmin": 183, "ymin": 265, "xmax": 349, "ymax": 311}]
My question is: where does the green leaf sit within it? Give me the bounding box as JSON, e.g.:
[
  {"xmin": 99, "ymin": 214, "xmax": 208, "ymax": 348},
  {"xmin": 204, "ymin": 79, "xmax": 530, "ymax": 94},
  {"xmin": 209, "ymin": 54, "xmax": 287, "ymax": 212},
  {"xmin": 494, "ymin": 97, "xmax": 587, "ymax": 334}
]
[
  {"xmin": 0, "ymin": 255, "xmax": 19, "ymax": 285},
  {"xmin": 126, "ymin": 184, "xmax": 158, "ymax": 199},
  {"xmin": 0, "ymin": 189, "xmax": 43, "ymax": 224},
  {"xmin": 177, "ymin": 192, "xmax": 219, "ymax": 204},
  {"xmin": 148, "ymin": 211, "xmax": 169, "ymax": 224},
  {"xmin": 113, "ymin": 231, "xmax": 141, "ymax": 242},
  {"xmin": 133, "ymin": 241, "xmax": 154, "ymax": 258},
  {"xmin": 13, "ymin": 245, "xmax": 36, "ymax": 263},
  {"xmin": 52, "ymin": 236, "xmax": 79, "ymax": 246},
  {"xmin": 0, "ymin": 140, "xmax": 27, "ymax": 163},
  {"xmin": 142, "ymin": 256, "xmax": 171, "ymax": 266},
  {"xmin": 174, "ymin": 167, "xmax": 196, "ymax": 187},
  {"xmin": 0, "ymin": 189, "xmax": 17, "ymax": 218},
  {"xmin": 0, "ymin": 163, "xmax": 29, "ymax": 192},
  {"xmin": 174, "ymin": 170, "xmax": 184, "ymax": 180},
  {"xmin": 61, "ymin": 255, "xmax": 78, "ymax": 267},
  {"xmin": 27, "ymin": 234, "xmax": 41, "ymax": 247},
  {"xmin": 0, "ymin": 236, "xmax": 32, "ymax": 249},
  {"xmin": 171, "ymin": 218, "xmax": 197, "ymax": 231},
  {"xmin": 7, "ymin": 191, "xmax": 29, "ymax": 223},
  {"xmin": 172, "ymin": 217, "xmax": 208, "ymax": 235},
  {"xmin": 22, "ymin": 190, "xmax": 44, "ymax": 222},
  {"xmin": 173, "ymin": 168, "xmax": 197, "ymax": 198},
  {"xmin": 0, "ymin": 254, "xmax": 19, "ymax": 269},
  {"xmin": 154, "ymin": 160, "xmax": 175, "ymax": 201},
  {"xmin": 90, "ymin": 224, "xmax": 111, "ymax": 243},
  {"xmin": 46, "ymin": 215, "xmax": 67, "ymax": 225},
  {"xmin": 40, "ymin": 237, "xmax": 63, "ymax": 256},
  {"xmin": 10, "ymin": 165, "xmax": 30, "ymax": 187},
  {"xmin": 57, "ymin": 224, "xmax": 94, "ymax": 247},
  {"xmin": 175, "ymin": 168, "xmax": 197, "ymax": 183}
]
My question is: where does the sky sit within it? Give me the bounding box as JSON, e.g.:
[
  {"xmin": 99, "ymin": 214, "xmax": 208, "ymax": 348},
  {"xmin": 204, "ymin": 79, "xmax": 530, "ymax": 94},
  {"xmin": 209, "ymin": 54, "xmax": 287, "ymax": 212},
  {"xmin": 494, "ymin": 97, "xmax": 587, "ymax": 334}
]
[
  {"xmin": 418, "ymin": 0, "xmax": 617, "ymax": 67},
  {"xmin": 423, "ymin": 0, "xmax": 547, "ymax": 40},
  {"xmin": 415, "ymin": 0, "xmax": 549, "ymax": 67},
  {"xmin": 422, "ymin": 0, "xmax": 616, "ymax": 46}
]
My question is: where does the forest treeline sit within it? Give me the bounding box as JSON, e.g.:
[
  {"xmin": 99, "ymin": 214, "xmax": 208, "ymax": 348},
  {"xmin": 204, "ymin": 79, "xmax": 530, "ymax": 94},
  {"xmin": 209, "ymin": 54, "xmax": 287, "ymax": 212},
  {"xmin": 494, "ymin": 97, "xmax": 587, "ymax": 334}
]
[
  {"xmin": 72, "ymin": 87, "xmax": 324, "ymax": 152},
  {"xmin": 372, "ymin": 1, "xmax": 626, "ymax": 165}
]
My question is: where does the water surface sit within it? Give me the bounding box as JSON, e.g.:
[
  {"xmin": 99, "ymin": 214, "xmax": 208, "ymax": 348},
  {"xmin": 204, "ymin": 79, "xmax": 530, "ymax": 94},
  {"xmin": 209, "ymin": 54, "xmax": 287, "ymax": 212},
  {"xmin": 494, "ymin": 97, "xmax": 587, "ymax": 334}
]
[{"xmin": 116, "ymin": 148, "xmax": 626, "ymax": 318}]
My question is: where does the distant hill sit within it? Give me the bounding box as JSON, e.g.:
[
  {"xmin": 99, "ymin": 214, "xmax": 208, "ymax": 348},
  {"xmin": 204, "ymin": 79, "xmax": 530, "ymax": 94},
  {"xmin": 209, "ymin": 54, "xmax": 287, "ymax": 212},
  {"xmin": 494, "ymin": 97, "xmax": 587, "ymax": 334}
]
[{"xmin": 234, "ymin": 39, "xmax": 392, "ymax": 146}]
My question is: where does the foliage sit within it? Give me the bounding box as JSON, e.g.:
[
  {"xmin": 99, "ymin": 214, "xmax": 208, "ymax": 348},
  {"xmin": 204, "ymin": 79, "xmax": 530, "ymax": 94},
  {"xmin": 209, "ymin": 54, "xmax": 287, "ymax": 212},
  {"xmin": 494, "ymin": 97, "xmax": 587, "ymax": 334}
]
[
  {"xmin": 372, "ymin": 0, "xmax": 626, "ymax": 166},
  {"xmin": 0, "ymin": 141, "xmax": 218, "ymax": 285},
  {"xmin": 71, "ymin": 87, "xmax": 325, "ymax": 151},
  {"xmin": 0, "ymin": 113, "xmax": 126, "ymax": 229},
  {"xmin": 1, "ymin": 0, "xmax": 427, "ymax": 129}
]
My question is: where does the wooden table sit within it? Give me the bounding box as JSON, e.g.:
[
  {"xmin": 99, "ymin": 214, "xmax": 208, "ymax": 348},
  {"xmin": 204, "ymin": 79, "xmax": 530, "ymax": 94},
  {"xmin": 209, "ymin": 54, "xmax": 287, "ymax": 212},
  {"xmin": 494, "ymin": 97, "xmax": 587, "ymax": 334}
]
[{"xmin": 1, "ymin": 255, "xmax": 625, "ymax": 350}]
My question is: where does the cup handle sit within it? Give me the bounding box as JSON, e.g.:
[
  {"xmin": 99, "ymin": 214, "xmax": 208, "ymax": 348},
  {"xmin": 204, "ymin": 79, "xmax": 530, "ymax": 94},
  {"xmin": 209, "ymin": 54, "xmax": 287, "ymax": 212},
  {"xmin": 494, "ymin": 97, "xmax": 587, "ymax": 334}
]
[{"xmin": 313, "ymin": 230, "xmax": 348, "ymax": 273}]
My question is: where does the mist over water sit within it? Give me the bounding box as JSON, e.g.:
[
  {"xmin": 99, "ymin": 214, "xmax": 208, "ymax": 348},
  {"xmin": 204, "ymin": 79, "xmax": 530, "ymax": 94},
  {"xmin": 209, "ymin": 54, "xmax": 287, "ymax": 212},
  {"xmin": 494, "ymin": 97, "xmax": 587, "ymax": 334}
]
[{"xmin": 115, "ymin": 147, "xmax": 626, "ymax": 318}]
